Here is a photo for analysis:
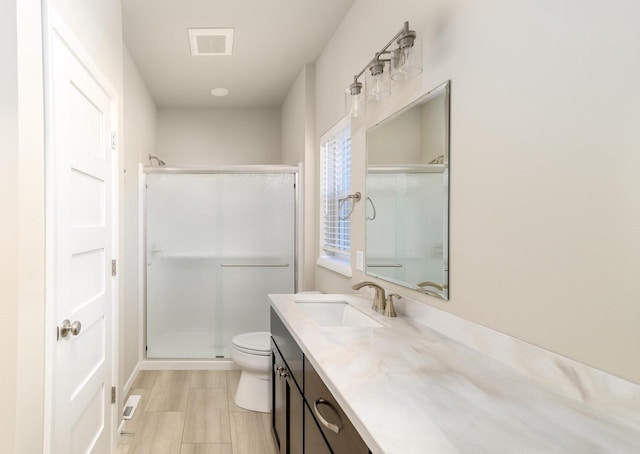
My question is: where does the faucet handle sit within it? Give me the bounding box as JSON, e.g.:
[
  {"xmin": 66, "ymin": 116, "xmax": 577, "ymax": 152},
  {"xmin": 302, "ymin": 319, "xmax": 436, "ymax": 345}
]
[
  {"xmin": 384, "ymin": 293, "xmax": 401, "ymax": 317},
  {"xmin": 352, "ymin": 281, "xmax": 386, "ymax": 312}
]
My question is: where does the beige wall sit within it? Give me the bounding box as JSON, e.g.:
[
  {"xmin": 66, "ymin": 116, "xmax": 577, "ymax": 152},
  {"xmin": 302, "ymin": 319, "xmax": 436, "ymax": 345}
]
[
  {"xmin": 15, "ymin": 1, "xmax": 46, "ymax": 452},
  {"xmin": 122, "ymin": 47, "xmax": 157, "ymax": 390},
  {"xmin": 0, "ymin": 1, "xmax": 48, "ymax": 452},
  {"xmin": 49, "ymin": 0, "xmax": 123, "ymax": 93},
  {"xmin": 314, "ymin": 0, "xmax": 640, "ymax": 384},
  {"xmin": 281, "ymin": 67, "xmax": 307, "ymax": 165},
  {"xmin": 156, "ymin": 108, "xmax": 282, "ymax": 166},
  {"xmin": 281, "ymin": 64, "xmax": 317, "ymax": 290},
  {"xmin": 0, "ymin": 1, "xmax": 20, "ymax": 451}
]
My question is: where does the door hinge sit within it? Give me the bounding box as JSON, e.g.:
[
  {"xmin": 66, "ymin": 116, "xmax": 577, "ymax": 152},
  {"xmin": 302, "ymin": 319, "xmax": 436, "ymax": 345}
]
[
  {"xmin": 112, "ymin": 259, "xmax": 117, "ymax": 276},
  {"xmin": 111, "ymin": 131, "xmax": 117, "ymax": 150},
  {"xmin": 111, "ymin": 386, "xmax": 116, "ymax": 404}
]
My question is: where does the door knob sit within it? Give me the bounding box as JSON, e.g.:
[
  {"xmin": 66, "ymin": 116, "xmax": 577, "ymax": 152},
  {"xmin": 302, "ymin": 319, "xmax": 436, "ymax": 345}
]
[{"xmin": 58, "ymin": 319, "xmax": 82, "ymax": 339}]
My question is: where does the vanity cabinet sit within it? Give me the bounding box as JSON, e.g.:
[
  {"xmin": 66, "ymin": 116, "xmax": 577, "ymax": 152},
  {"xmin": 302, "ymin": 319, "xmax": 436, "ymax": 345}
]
[{"xmin": 271, "ymin": 308, "xmax": 371, "ymax": 454}]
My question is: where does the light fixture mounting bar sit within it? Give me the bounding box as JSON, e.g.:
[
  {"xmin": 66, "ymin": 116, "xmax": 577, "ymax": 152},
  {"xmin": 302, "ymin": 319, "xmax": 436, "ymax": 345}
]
[{"xmin": 352, "ymin": 21, "xmax": 412, "ymax": 82}]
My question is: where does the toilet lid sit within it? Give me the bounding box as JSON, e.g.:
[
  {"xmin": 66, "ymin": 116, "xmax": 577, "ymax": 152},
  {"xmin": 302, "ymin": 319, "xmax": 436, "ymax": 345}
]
[{"xmin": 232, "ymin": 331, "xmax": 271, "ymax": 355}]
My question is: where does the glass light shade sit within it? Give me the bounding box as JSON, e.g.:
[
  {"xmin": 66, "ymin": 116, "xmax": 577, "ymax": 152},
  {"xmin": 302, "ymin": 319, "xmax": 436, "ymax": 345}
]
[
  {"xmin": 391, "ymin": 33, "xmax": 423, "ymax": 81},
  {"xmin": 345, "ymin": 86, "xmax": 367, "ymax": 117},
  {"xmin": 365, "ymin": 64, "xmax": 391, "ymax": 101}
]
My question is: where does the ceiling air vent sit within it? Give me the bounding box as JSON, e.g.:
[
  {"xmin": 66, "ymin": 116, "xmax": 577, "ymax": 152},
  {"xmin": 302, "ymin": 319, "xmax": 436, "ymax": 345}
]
[{"xmin": 188, "ymin": 28, "xmax": 234, "ymax": 56}]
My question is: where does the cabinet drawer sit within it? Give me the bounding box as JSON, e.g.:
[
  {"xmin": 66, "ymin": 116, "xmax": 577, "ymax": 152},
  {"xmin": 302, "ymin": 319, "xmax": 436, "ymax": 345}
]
[
  {"xmin": 304, "ymin": 403, "xmax": 332, "ymax": 454},
  {"xmin": 271, "ymin": 308, "xmax": 303, "ymax": 391},
  {"xmin": 304, "ymin": 357, "xmax": 369, "ymax": 454}
]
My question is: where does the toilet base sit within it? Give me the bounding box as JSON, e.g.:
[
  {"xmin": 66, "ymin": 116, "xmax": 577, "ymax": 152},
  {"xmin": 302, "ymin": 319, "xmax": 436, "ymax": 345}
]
[{"xmin": 234, "ymin": 370, "xmax": 270, "ymax": 413}]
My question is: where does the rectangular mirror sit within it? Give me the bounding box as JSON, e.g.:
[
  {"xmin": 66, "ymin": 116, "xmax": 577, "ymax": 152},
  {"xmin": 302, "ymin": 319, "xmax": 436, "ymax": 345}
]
[{"xmin": 365, "ymin": 81, "xmax": 450, "ymax": 299}]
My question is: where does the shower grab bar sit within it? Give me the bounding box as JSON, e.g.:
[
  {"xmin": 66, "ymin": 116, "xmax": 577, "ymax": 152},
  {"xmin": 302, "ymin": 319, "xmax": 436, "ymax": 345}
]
[
  {"xmin": 220, "ymin": 263, "xmax": 290, "ymax": 268},
  {"xmin": 367, "ymin": 263, "xmax": 403, "ymax": 268}
]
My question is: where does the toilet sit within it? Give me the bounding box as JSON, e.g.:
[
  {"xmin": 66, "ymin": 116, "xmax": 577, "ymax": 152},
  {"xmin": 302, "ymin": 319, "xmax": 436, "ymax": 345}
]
[{"xmin": 230, "ymin": 331, "xmax": 272, "ymax": 413}]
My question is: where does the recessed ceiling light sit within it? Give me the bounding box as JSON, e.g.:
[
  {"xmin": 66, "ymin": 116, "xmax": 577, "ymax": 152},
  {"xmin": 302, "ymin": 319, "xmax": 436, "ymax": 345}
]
[{"xmin": 210, "ymin": 88, "xmax": 229, "ymax": 97}]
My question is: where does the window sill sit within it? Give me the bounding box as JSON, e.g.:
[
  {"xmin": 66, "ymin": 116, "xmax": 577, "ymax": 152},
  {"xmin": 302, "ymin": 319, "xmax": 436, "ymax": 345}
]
[{"xmin": 316, "ymin": 255, "xmax": 352, "ymax": 278}]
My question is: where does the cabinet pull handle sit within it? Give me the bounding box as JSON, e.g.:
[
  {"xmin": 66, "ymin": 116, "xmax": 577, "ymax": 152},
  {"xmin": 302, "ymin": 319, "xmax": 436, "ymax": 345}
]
[{"xmin": 313, "ymin": 398, "xmax": 341, "ymax": 434}]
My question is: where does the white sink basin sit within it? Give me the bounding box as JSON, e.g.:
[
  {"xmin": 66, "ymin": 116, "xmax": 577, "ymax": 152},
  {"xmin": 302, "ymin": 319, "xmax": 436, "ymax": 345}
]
[{"xmin": 294, "ymin": 300, "xmax": 384, "ymax": 328}]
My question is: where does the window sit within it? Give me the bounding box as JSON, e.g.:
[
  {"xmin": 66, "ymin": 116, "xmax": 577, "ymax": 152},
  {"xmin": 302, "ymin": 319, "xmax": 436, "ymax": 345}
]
[{"xmin": 317, "ymin": 118, "xmax": 352, "ymax": 277}]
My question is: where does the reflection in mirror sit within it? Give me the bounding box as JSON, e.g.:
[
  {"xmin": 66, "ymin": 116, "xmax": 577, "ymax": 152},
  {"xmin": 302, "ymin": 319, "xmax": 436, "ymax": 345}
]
[{"xmin": 365, "ymin": 81, "xmax": 450, "ymax": 299}]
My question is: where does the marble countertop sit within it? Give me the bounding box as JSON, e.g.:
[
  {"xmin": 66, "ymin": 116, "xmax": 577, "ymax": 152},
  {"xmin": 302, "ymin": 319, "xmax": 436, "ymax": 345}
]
[{"xmin": 269, "ymin": 293, "xmax": 640, "ymax": 454}]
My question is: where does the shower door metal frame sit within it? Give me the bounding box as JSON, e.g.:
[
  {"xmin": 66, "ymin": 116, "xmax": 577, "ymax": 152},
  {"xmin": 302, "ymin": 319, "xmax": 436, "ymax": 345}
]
[{"xmin": 140, "ymin": 164, "xmax": 302, "ymax": 363}]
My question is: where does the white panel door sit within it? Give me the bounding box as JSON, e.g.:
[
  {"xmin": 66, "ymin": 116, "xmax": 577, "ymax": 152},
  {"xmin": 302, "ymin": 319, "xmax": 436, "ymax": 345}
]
[{"xmin": 51, "ymin": 33, "xmax": 114, "ymax": 454}]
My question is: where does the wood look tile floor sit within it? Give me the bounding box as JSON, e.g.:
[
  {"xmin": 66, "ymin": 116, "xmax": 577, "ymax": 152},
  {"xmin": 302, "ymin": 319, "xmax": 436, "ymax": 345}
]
[{"xmin": 118, "ymin": 370, "xmax": 276, "ymax": 454}]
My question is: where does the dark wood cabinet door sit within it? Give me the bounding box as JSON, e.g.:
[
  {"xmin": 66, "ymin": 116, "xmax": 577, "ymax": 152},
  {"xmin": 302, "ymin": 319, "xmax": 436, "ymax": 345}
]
[
  {"xmin": 272, "ymin": 338, "xmax": 304, "ymax": 454},
  {"xmin": 286, "ymin": 372, "xmax": 304, "ymax": 454},
  {"xmin": 304, "ymin": 404, "xmax": 332, "ymax": 454},
  {"xmin": 272, "ymin": 344, "xmax": 287, "ymax": 453},
  {"xmin": 271, "ymin": 308, "xmax": 304, "ymax": 389}
]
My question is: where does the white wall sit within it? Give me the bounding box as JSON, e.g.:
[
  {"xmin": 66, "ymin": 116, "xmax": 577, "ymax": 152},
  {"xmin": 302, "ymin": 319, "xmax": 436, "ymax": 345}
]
[
  {"xmin": 314, "ymin": 0, "xmax": 640, "ymax": 384},
  {"xmin": 122, "ymin": 47, "xmax": 157, "ymax": 390},
  {"xmin": 155, "ymin": 108, "xmax": 281, "ymax": 166},
  {"xmin": 281, "ymin": 64, "xmax": 317, "ymax": 290}
]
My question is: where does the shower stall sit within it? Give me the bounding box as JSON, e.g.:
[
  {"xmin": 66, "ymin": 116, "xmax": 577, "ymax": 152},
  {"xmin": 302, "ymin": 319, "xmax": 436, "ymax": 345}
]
[{"xmin": 143, "ymin": 166, "xmax": 298, "ymax": 361}]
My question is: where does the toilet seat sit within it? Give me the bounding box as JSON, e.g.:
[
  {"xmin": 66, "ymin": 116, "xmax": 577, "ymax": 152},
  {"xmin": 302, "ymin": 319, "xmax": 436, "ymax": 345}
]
[{"xmin": 232, "ymin": 331, "xmax": 271, "ymax": 356}]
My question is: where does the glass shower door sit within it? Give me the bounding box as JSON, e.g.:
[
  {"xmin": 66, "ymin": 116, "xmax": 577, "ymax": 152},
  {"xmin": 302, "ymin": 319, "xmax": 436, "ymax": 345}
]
[
  {"xmin": 145, "ymin": 172, "xmax": 295, "ymax": 359},
  {"xmin": 215, "ymin": 173, "xmax": 295, "ymax": 357}
]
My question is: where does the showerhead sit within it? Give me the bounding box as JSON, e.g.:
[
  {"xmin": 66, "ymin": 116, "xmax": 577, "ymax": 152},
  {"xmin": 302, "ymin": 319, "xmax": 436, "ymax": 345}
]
[{"xmin": 149, "ymin": 154, "xmax": 166, "ymax": 166}]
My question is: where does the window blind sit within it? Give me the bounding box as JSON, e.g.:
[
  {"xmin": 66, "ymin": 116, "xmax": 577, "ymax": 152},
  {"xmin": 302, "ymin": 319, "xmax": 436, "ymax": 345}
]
[{"xmin": 321, "ymin": 124, "xmax": 351, "ymax": 254}]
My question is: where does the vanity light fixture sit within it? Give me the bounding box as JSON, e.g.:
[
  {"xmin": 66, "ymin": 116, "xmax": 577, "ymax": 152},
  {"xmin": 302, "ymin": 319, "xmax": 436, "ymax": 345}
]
[
  {"xmin": 345, "ymin": 21, "xmax": 423, "ymax": 117},
  {"xmin": 345, "ymin": 79, "xmax": 366, "ymax": 117},
  {"xmin": 365, "ymin": 53, "xmax": 391, "ymax": 101}
]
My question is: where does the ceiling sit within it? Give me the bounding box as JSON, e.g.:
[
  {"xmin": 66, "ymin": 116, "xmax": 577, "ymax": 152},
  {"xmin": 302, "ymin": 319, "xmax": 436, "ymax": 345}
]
[{"xmin": 122, "ymin": 0, "xmax": 355, "ymax": 108}]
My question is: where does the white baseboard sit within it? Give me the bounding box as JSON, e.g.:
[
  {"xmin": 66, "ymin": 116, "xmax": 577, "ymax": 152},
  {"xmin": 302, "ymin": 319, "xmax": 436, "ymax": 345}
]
[{"xmin": 123, "ymin": 362, "xmax": 141, "ymax": 397}]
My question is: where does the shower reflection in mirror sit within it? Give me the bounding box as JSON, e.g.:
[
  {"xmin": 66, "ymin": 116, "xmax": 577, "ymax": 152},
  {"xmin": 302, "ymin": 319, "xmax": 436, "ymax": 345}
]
[{"xmin": 365, "ymin": 81, "xmax": 450, "ymax": 299}]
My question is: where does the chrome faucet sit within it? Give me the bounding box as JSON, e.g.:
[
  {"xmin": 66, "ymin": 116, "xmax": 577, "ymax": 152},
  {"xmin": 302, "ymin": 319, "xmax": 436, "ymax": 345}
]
[{"xmin": 352, "ymin": 281, "xmax": 386, "ymax": 313}]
